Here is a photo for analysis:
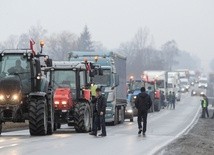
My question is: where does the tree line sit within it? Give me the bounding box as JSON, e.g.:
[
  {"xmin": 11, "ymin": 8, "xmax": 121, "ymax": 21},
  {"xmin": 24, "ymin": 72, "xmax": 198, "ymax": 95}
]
[
  {"xmin": 119, "ymin": 28, "xmax": 201, "ymax": 78},
  {"xmin": 0, "ymin": 24, "xmax": 104, "ymax": 61},
  {"xmin": 0, "ymin": 24, "xmax": 201, "ymax": 77}
]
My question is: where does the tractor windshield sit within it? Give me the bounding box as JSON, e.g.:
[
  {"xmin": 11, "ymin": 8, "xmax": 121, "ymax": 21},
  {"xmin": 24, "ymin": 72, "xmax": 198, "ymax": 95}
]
[
  {"xmin": 0, "ymin": 55, "xmax": 31, "ymax": 93},
  {"xmin": 93, "ymin": 69, "xmax": 111, "ymax": 86},
  {"xmin": 131, "ymin": 81, "xmax": 144, "ymax": 90},
  {"xmin": 53, "ymin": 70, "xmax": 76, "ymax": 89}
]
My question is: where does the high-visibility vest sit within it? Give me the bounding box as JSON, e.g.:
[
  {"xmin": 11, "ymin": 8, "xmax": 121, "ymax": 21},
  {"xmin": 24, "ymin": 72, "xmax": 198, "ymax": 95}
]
[
  {"xmin": 91, "ymin": 85, "xmax": 97, "ymax": 96},
  {"xmin": 202, "ymin": 99, "xmax": 207, "ymax": 108}
]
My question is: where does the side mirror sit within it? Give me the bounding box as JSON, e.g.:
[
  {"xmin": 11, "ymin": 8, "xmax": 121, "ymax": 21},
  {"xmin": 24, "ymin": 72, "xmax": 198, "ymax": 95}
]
[{"xmin": 45, "ymin": 58, "xmax": 52, "ymax": 67}]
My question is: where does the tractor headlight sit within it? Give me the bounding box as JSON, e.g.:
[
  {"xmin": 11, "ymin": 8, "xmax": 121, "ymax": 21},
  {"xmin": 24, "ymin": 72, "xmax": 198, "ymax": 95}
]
[
  {"xmin": 62, "ymin": 101, "xmax": 67, "ymax": 105},
  {"xmin": 127, "ymin": 109, "xmax": 133, "ymax": 113},
  {"xmin": 0, "ymin": 95, "xmax": 5, "ymax": 101},
  {"xmin": 54, "ymin": 101, "xmax": 60, "ymax": 105},
  {"xmin": 11, "ymin": 94, "xmax": 19, "ymax": 101}
]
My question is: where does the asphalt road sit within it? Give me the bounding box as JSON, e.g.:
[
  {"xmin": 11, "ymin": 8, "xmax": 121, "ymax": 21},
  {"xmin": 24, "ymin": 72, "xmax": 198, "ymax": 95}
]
[{"xmin": 0, "ymin": 92, "xmax": 201, "ymax": 155}]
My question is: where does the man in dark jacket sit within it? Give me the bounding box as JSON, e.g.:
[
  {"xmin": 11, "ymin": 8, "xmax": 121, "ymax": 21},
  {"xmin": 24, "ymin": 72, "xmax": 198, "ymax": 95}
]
[
  {"xmin": 89, "ymin": 88, "xmax": 107, "ymax": 137},
  {"xmin": 135, "ymin": 87, "xmax": 152, "ymax": 136}
]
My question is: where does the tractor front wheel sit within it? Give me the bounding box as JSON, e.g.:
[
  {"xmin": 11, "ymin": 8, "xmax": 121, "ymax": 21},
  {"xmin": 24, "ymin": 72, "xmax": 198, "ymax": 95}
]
[
  {"xmin": 29, "ymin": 98, "xmax": 48, "ymax": 136},
  {"xmin": 74, "ymin": 102, "xmax": 91, "ymax": 133}
]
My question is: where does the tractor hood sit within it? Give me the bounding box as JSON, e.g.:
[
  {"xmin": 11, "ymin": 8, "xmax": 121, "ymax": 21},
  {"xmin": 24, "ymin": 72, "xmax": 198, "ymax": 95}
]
[{"xmin": 0, "ymin": 75, "xmax": 22, "ymax": 94}]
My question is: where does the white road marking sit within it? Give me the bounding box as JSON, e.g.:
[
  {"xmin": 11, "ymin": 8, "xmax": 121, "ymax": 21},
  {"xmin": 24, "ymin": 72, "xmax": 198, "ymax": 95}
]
[{"xmin": 0, "ymin": 143, "xmax": 18, "ymax": 149}]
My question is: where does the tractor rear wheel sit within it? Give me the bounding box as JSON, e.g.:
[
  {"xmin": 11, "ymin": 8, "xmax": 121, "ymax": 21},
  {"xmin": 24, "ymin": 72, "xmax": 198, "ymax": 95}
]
[
  {"xmin": 74, "ymin": 102, "xmax": 91, "ymax": 133},
  {"xmin": 29, "ymin": 98, "xmax": 48, "ymax": 136}
]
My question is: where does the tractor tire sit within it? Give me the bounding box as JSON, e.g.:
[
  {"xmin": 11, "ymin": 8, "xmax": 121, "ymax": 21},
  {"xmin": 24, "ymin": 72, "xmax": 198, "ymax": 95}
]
[
  {"xmin": 0, "ymin": 122, "xmax": 2, "ymax": 135},
  {"xmin": 57, "ymin": 123, "xmax": 61, "ymax": 129},
  {"xmin": 74, "ymin": 102, "xmax": 91, "ymax": 133},
  {"xmin": 47, "ymin": 102, "xmax": 54, "ymax": 135},
  {"xmin": 29, "ymin": 98, "xmax": 48, "ymax": 136}
]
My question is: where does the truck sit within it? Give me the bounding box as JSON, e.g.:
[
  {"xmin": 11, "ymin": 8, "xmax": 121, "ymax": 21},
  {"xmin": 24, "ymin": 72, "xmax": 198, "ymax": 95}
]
[
  {"xmin": 142, "ymin": 71, "xmax": 168, "ymax": 111},
  {"xmin": 69, "ymin": 51, "xmax": 127, "ymax": 125},
  {"xmin": 189, "ymin": 70, "xmax": 196, "ymax": 85},
  {"xmin": 176, "ymin": 69, "xmax": 190, "ymax": 79},
  {"xmin": 167, "ymin": 72, "xmax": 181, "ymax": 101}
]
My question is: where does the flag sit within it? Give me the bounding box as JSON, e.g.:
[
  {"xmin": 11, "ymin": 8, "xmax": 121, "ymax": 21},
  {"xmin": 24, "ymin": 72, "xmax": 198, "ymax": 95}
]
[
  {"xmin": 30, "ymin": 39, "xmax": 36, "ymax": 55},
  {"xmin": 86, "ymin": 62, "xmax": 91, "ymax": 72}
]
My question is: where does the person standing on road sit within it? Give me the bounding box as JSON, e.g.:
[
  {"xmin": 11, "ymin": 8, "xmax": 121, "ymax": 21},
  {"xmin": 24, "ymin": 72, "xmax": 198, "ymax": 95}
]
[
  {"xmin": 167, "ymin": 91, "xmax": 172, "ymax": 109},
  {"xmin": 89, "ymin": 88, "xmax": 107, "ymax": 137},
  {"xmin": 171, "ymin": 92, "xmax": 176, "ymax": 109},
  {"xmin": 135, "ymin": 87, "xmax": 152, "ymax": 136},
  {"xmin": 201, "ymin": 94, "xmax": 209, "ymax": 118},
  {"xmin": 160, "ymin": 91, "xmax": 165, "ymax": 109}
]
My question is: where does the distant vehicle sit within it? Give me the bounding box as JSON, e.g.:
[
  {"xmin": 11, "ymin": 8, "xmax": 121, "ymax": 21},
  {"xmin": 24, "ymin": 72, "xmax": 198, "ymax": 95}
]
[
  {"xmin": 143, "ymin": 71, "xmax": 167, "ymax": 111},
  {"xmin": 191, "ymin": 89, "xmax": 205, "ymax": 96},
  {"xmin": 180, "ymin": 78, "xmax": 190, "ymax": 92},
  {"xmin": 189, "ymin": 70, "xmax": 196, "ymax": 86},
  {"xmin": 176, "ymin": 69, "xmax": 189, "ymax": 79},
  {"xmin": 168, "ymin": 72, "xmax": 181, "ymax": 101},
  {"xmin": 198, "ymin": 77, "xmax": 208, "ymax": 89},
  {"xmin": 168, "ymin": 78, "xmax": 180, "ymax": 101},
  {"xmin": 125, "ymin": 94, "xmax": 136, "ymax": 122},
  {"xmin": 127, "ymin": 78, "xmax": 144, "ymax": 94},
  {"xmin": 126, "ymin": 92, "xmax": 139, "ymax": 117}
]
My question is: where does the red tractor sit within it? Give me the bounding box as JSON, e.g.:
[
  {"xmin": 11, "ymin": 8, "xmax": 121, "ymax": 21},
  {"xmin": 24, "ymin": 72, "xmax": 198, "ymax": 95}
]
[{"xmin": 45, "ymin": 61, "xmax": 100, "ymax": 132}]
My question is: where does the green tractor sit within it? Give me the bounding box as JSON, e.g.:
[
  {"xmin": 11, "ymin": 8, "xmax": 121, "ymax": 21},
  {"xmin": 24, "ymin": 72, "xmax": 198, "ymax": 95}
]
[{"xmin": 0, "ymin": 44, "xmax": 54, "ymax": 136}]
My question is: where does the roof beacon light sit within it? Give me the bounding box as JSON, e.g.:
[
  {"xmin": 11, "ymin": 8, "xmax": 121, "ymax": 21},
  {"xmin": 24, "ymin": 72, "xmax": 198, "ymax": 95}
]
[
  {"xmin": 94, "ymin": 56, "xmax": 98, "ymax": 62},
  {"xmin": 40, "ymin": 40, "xmax": 45, "ymax": 48}
]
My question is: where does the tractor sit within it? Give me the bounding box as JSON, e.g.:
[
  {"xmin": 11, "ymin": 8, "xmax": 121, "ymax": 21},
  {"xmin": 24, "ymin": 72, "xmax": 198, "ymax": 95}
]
[
  {"xmin": 45, "ymin": 60, "xmax": 101, "ymax": 132},
  {"xmin": 0, "ymin": 42, "xmax": 54, "ymax": 136}
]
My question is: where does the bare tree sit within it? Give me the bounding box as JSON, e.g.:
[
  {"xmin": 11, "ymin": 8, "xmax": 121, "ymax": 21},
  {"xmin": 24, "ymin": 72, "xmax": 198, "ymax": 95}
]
[
  {"xmin": 93, "ymin": 41, "xmax": 107, "ymax": 51},
  {"xmin": 1, "ymin": 35, "xmax": 19, "ymax": 49},
  {"xmin": 161, "ymin": 40, "xmax": 179, "ymax": 71},
  {"xmin": 46, "ymin": 31, "xmax": 78, "ymax": 60},
  {"xmin": 29, "ymin": 23, "xmax": 47, "ymax": 51},
  {"xmin": 17, "ymin": 33, "xmax": 29, "ymax": 49},
  {"xmin": 119, "ymin": 27, "xmax": 163, "ymax": 78}
]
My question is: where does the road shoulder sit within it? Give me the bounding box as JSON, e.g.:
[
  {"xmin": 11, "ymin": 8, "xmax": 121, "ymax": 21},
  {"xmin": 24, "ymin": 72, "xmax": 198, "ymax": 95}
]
[{"xmin": 158, "ymin": 109, "xmax": 214, "ymax": 155}]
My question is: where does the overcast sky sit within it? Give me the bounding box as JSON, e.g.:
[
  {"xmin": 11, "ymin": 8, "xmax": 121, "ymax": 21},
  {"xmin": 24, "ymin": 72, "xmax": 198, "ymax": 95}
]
[{"xmin": 0, "ymin": 0, "xmax": 213, "ymax": 71}]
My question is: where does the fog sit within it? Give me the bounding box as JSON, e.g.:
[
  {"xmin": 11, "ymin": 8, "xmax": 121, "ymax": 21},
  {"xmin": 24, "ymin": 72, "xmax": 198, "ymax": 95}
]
[{"xmin": 0, "ymin": 0, "xmax": 213, "ymax": 72}]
